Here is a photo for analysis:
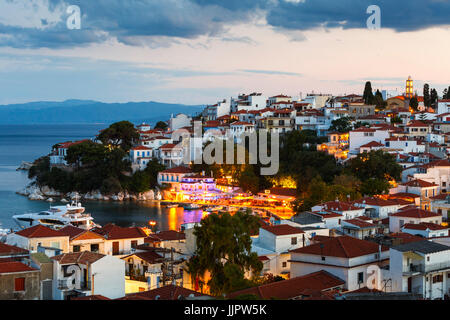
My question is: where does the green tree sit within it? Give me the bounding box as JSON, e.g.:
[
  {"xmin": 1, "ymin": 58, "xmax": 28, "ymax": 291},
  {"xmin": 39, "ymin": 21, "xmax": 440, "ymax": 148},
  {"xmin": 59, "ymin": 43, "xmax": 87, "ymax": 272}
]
[
  {"xmin": 373, "ymin": 90, "xmax": 386, "ymax": 109},
  {"xmin": 346, "ymin": 150, "xmax": 401, "ymax": 182},
  {"xmin": 390, "ymin": 116, "xmax": 402, "ymax": 124},
  {"xmin": 186, "ymin": 211, "xmax": 263, "ymax": 296},
  {"xmin": 423, "ymin": 84, "xmax": 430, "ymax": 107},
  {"xmin": 154, "ymin": 121, "xmax": 168, "ymax": 130},
  {"xmin": 363, "ymin": 81, "xmax": 374, "ymax": 104},
  {"xmin": 410, "ymin": 96, "xmax": 419, "ymax": 112},
  {"xmin": 97, "ymin": 121, "xmax": 139, "ymax": 152},
  {"xmin": 360, "ymin": 178, "xmax": 390, "ymax": 196},
  {"xmin": 329, "ymin": 117, "xmax": 353, "ymax": 133},
  {"xmin": 430, "ymin": 88, "xmax": 438, "ymax": 109}
]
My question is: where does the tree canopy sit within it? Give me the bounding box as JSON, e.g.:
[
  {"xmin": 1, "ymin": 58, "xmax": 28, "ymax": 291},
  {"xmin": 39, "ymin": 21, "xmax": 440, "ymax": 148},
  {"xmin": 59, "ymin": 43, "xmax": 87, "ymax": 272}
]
[
  {"xmin": 186, "ymin": 211, "xmax": 263, "ymax": 296},
  {"xmin": 97, "ymin": 121, "xmax": 139, "ymax": 152}
]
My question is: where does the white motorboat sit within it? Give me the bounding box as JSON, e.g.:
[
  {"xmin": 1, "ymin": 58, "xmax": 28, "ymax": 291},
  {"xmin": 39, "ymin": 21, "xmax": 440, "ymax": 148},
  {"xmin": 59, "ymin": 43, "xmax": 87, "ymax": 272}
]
[
  {"xmin": 181, "ymin": 203, "xmax": 201, "ymax": 210},
  {"xmin": 12, "ymin": 199, "xmax": 99, "ymax": 230}
]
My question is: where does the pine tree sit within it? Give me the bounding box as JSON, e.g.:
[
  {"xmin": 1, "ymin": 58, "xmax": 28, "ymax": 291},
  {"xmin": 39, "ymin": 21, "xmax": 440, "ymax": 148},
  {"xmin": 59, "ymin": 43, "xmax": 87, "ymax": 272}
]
[
  {"xmin": 430, "ymin": 88, "xmax": 438, "ymax": 108},
  {"xmin": 363, "ymin": 81, "xmax": 374, "ymax": 105},
  {"xmin": 444, "ymin": 88, "xmax": 448, "ymax": 100},
  {"xmin": 423, "ymin": 84, "xmax": 430, "ymax": 107}
]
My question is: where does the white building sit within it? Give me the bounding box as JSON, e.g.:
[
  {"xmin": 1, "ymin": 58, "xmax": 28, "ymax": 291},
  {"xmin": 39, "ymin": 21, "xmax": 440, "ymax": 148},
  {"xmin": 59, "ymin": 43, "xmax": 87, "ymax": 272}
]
[
  {"xmin": 349, "ymin": 127, "xmax": 390, "ymax": 154},
  {"xmin": 290, "ymin": 236, "xmax": 389, "ymax": 291},
  {"xmin": 92, "ymin": 224, "xmax": 147, "ymax": 257},
  {"xmin": 251, "ymin": 224, "xmax": 306, "ymax": 278},
  {"xmin": 51, "ymin": 251, "xmax": 125, "ymax": 300},
  {"xmin": 389, "ymin": 240, "xmax": 450, "ymax": 299},
  {"xmin": 168, "ymin": 114, "xmax": 192, "ymax": 131},
  {"xmin": 389, "ymin": 208, "xmax": 443, "ymax": 233},
  {"xmin": 401, "ymin": 223, "xmax": 449, "ymax": 239}
]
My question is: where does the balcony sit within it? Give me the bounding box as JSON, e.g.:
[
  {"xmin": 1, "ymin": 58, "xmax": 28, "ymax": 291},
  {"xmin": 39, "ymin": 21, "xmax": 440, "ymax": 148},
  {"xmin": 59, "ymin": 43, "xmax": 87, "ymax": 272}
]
[{"xmin": 403, "ymin": 261, "xmax": 450, "ymax": 275}]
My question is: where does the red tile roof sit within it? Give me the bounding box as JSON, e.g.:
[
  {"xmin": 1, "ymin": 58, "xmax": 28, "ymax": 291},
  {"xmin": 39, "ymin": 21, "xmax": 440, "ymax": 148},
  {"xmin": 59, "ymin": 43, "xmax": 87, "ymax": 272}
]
[
  {"xmin": 59, "ymin": 225, "xmax": 105, "ymax": 241},
  {"xmin": 51, "ymin": 251, "xmax": 105, "ymax": 265},
  {"xmin": 343, "ymin": 219, "xmax": 377, "ymax": 228},
  {"xmin": 123, "ymin": 251, "xmax": 164, "ymax": 264},
  {"xmin": 290, "ymin": 236, "xmax": 388, "ymax": 258},
  {"xmin": 0, "ymin": 243, "xmax": 29, "ymax": 256},
  {"xmin": 159, "ymin": 143, "xmax": 182, "ymax": 150},
  {"xmin": 131, "ymin": 146, "xmax": 152, "ymax": 151},
  {"xmin": 118, "ymin": 285, "xmax": 208, "ymax": 300},
  {"xmin": 15, "ymin": 225, "xmax": 67, "ymax": 238},
  {"xmin": 152, "ymin": 230, "xmax": 186, "ymax": 241},
  {"xmin": 227, "ymin": 270, "xmax": 344, "ymax": 300},
  {"xmin": 391, "ymin": 208, "xmax": 441, "ymax": 219},
  {"xmin": 360, "ymin": 141, "xmax": 384, "ymax": 148},
  {"xmin": 159, "ymin": 166, "xmax": 193, "ymax": 174},
  {"xmin": 319, "ymin": 201, "xmax": 362, "ymax": 212},
  {"xmin": 400, "ymin": 179, "xmax": 438, "ymax": 188},
  {"xmin": 93, "ymin": 224, "xmax": 147, "ymax": 240},
  {"xmin": 70, "ymin": 295, "xmax": 111, "ymax": 300},
  {"xmin": 0, "ymin": 261, "xmax": 38, "ymax": 274},
  {"xmin": 402, "ymin": 223, "xmax": 448, "ymax": 231},
  {"xmin": 261, "ymin": 224, "xmax": 304, "ymax": 236}
]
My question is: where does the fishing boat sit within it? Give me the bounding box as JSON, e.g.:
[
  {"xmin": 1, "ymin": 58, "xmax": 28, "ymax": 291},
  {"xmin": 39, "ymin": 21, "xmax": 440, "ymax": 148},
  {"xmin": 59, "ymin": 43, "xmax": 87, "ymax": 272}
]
[{"xmin": 162, "ymin": 202, "xmax": 179, "ymax": 208}]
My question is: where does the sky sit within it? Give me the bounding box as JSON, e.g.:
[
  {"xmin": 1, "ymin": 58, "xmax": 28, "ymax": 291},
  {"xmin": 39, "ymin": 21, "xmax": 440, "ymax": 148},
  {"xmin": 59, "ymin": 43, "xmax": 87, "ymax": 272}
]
[{"xmin": 0, "ymin": 0, "xmax": 450, "ymax": 105}]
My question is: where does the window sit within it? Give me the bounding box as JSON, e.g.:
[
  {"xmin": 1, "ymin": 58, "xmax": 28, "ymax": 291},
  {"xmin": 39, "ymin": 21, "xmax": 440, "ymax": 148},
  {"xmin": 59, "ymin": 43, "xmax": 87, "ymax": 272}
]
[
  {"xmin": 432, "ymin": 275, "xmax": 443, "ymax": 283},
  {"xmin": 15, "ymin": 278, "xmax": 25, "ymax": 291},
  {"xmin": 51, "ymin": 242, "xmax": 60, "ymax": 249},
  {"xmin": 321, "ymin": 256, "xmax": 326, "ymax": 261},
  {"xmin": 357, "ymin": 272, "xmax": 364, "ymax": 284},
  {"xmin": 73, "ymin": 245, "xmax": 80, "ymax": 253},
  {"xmin": 90, "ymin": 244, "xmax": 99, "ymax": 253},
  {"xmin": 427, "ymin": 256, "xmax": 430, "ymax": 262},
  {"xmin": 282, "ymin": 262, "xmax": 287, "ymax": 268},
  {"xmin": 131, "ymin": 240, "xmax": 138, "ymax": 248},
  {"xmin": 291, "ymin": 237, "xmax": 297, "ymax": 245}
]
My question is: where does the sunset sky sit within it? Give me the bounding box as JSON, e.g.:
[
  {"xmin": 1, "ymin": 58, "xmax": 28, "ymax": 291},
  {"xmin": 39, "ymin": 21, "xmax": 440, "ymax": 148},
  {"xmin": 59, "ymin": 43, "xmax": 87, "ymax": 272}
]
[{"xmin": 1, "ymin": 0, "xmax": 450, "ymax": 105}]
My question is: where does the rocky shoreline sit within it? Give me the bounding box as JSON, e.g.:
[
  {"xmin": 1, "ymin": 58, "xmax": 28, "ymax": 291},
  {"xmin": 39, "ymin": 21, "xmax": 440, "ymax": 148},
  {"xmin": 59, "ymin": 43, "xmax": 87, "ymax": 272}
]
[{"xmin": 16, "ymin": 184, "xmax": 162, "ymax": 203}]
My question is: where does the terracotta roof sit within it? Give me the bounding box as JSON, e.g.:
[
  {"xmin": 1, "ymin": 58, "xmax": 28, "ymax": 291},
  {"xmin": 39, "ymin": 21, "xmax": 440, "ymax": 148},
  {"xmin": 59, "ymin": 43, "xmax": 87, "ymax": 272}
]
[
  {"xmin": 0, "ymin": 243, "xmax": 29, "ymax": 256},
  {"xmin": 258, "ymin": 256, "xmax": 270, "ymax": 261},
  {"xmin": 391, "ymin": 208, "xmax": 441, "ymax": 219},
  {"xmin": 401, "ymin": 179, "xmax": 438, "ymax": 188},
  {"xmin": 389, "ymin": 232, "xmax": 425, "ymax": 244},
  {"xmin": 151, "ymin": 230, "xmax": 186, "ymax": 241},
  {"xmin": 15, "ymin": 225, "xmax": 67, "ymax": 238},
  {"xmin": 261, "ymin": 224, "xmax": 304, "ymax": 236},
  {"xmin": 56, "ymin": 140, "xmax": 90, "ymax": 149},
  {"xmin": 354, "ymin": 197, "xmax": 400, "ymax": 207},
  {"xmin": 93, "ymin": 224, "xmax": 147, "ymax": 240},
  {"xmin": 402, "ymin": 223, "xmax": 448, "ymax": 231},
  {"xmin": 131, "ymin": 146, "xmax": 152, "ymax": 151},
  {"xmin": 227, "ymin": 271, "xmax": 344, "ymax": 300},
  {"xmin": 123, "ymin": 251, "xmax": 164, "ymax": 264},
  {"xmin": 319, "ymin": 201, "xmax": 362, "ymax": 212},
  {"xmin": 290, "ymin": 236, "xmax": 388, "ymax": 258},
  {"xmin": 59, "ymin": 225, "xmax": 105, "ymax": 241},
  {"xmin": 51, "ymin": 251, "xmax": 105, "ymax": 265},
  {"xmin": 160, "ymin": 166, "xmax": 193, "ymax": 174},
  {"xmin": 0, "ymin": 261, "xmax": 38, "ymax": 274},
  {"xmin": 360, "ymin": 141, "xmax": 384, "ymax": 148},
  {"xmin": 118, "ymin": 285, "xmax": 208, "ymax": 300},
  {"xmin": 343, "ymin": 219, "xmax": 377, "ymax": 229},
  {"xmin": 159, "ymin": 143, "xmax": 182, "ymax": 150},
  {"xmin": 70, "ymin": 295, "xmax": 111, "ymax": 300},
  {"xmin": 230, "ymin": 121, "xmax": 254, "ymax": 126}
]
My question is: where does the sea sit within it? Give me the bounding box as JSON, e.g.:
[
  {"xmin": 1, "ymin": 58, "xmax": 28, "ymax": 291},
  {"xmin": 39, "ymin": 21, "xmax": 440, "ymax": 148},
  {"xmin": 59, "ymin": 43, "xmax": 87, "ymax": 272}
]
[{"xmin": 0, "ymin": 124, "xmax": 204, "ymax": 231}]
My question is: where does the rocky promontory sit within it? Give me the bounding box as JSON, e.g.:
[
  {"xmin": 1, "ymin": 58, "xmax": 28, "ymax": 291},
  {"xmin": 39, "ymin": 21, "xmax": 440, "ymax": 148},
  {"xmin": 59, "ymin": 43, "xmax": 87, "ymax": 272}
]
[{"xmin": 16, "ymin": 184, "xmax": 162, "ymax": 202}]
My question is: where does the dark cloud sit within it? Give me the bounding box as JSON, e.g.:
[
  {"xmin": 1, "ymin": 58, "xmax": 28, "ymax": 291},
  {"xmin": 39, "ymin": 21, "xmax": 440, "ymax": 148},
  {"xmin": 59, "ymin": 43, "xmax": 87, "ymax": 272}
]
[
  {"xmin": 267, "ymin": 0, "xmax": 450, "ymax": 32},
  {"xmin": 1, "ymin": 0, "xmax": 450, "ymax": 49}
]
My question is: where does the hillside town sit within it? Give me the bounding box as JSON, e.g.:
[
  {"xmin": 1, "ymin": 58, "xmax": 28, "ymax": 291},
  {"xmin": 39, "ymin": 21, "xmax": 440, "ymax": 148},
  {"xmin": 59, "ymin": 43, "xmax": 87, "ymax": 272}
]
[{"xmin": 2, "ymin": 77, "xmax": 450, "ymax": 301}]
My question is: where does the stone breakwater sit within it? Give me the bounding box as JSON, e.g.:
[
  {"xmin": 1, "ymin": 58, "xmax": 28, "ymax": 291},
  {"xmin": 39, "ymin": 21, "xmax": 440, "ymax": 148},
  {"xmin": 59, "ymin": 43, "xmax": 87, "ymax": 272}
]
[{"xmin": 16, "ymin": 184, "xmax": 161, "ymax": 202}]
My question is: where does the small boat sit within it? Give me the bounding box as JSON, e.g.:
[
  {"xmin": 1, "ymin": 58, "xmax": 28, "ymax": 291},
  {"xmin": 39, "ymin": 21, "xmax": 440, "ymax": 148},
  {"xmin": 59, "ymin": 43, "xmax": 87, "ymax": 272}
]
[
  {"xmin": 165, "ymin": 203, "xmax": 179, "ymax": 208},
  {"xmin": 181, "ymin": 203, "xmax": 201, "ymax": 210}
]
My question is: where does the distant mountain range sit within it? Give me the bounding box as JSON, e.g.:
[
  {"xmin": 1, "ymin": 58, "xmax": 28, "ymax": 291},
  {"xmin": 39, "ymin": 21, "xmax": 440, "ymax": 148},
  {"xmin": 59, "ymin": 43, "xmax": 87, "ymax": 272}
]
[{"xmin": 0, "ymin": 100, "xmax": 204, "ymax": 125}]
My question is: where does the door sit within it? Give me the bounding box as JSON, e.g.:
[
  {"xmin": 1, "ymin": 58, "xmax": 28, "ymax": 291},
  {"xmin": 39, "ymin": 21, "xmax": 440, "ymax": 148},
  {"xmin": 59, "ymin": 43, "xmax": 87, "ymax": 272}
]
[
  {"xmin": 407, "ymin": 277, "xmax": 412, "ymax": 293},
  {"xmin": 112, "ymin": 242, "xmax": 119, "ymax": 255}
]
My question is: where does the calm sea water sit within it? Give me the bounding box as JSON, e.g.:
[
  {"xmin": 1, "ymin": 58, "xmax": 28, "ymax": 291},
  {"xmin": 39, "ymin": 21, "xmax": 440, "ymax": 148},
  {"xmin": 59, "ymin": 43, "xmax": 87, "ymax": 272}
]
[{"xmin": 0, "ymin": 125, "xmax": 204, "ymax": 231}]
